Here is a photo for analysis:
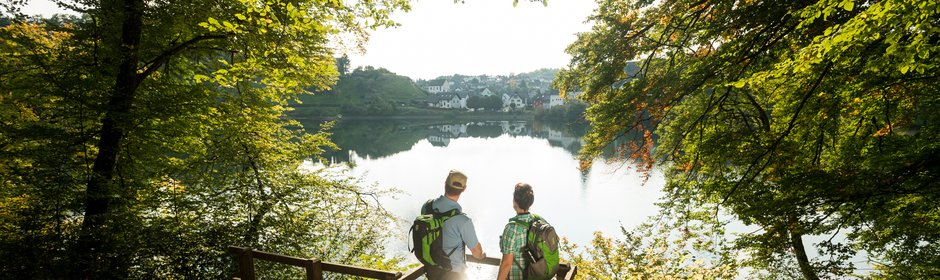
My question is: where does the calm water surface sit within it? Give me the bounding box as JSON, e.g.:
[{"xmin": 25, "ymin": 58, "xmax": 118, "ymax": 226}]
[
  {"xmin": 305, "ymin": 119, "xmax": 664, "ymax": 276},
  {"xmin": 301, "ymin": 119, "xmax": 869, "ymax": 278}
]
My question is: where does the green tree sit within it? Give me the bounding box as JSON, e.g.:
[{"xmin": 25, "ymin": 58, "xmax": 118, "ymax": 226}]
[
  {"xmin": 484, "ymin": 95, "xmax": 503, "ymax": 111},
  {"xmin": 337, "ymin": 54, "xmax": 351, "ymax": 76},
  {"xmin": 1, "ymin": 0, "xmax": 409, "ymax": 277},
  {"xmin": 557, "ymin": 0, "xmax": 940, "ymax": 278}
]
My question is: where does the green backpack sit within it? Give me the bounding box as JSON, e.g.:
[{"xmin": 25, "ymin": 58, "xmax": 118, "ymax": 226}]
[
  {"xmin": 410, "ymin": 199, "xmax": 461, "ymax": 270},
  {"xmin": 514, "ymin": 214, "xmax": 560, "ymax": 280}
]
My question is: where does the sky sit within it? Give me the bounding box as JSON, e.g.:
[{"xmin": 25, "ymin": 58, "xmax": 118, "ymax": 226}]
[
  {"xmin": 17, "ymin": 0, "xmax": 598, "ymax": 80},
  {"xmin": 345, "ymin": 0, "xmax": 597, "ymax": 80}
]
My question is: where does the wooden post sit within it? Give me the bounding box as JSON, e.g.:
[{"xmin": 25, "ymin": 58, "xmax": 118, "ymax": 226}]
[
  {"xmin": 237, "ymin": 248, "xmax": 257, "ymax": 280},
  {"xmin": 305, "ymin": 259, "xmax": 323, "ymax": 280},
  {"xmin": 564, "ymin": 265, "xmax": 577, "ymax": 280}
]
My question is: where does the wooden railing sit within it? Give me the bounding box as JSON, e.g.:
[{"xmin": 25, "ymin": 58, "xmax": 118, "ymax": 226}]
[{"xmin": 228, "ymin": 246, "xmax": 577, "ymax": 280}]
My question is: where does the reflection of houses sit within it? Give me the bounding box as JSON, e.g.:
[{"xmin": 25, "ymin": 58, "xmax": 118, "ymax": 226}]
[
  {"xmin": 440, "ymin": 124, "xmax": 467, "ymax": 137},
  {"xmin": 427, "ymin": 124, "xmax": 468, "ymax": 147},
  {"xmin": 500, "ymin": 121, "xmax": 529, "ymax": 135},
  {"xmin": 421, "ymin": 121, "xmax": 584, "ymax": 151},
  {"xmin": 545, "ymin": 126, "xmax": 584, "ymax": 152},
  {"xmin": 428, "ymin": 135, "xmax": 451, "ymax": 147}
]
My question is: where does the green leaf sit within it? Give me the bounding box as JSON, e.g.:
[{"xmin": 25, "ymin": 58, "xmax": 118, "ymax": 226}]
[{"xmin": 193, "ymin": 74, "xmax": 209, "ymax": 82}]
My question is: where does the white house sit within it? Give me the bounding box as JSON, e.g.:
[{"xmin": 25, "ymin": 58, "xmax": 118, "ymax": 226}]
[
  {"xmin": 428, "ymin": 92, "xmax": 468, "ymax": 109},
  {"xmin": 441, "ymin": 80, "xmax": 454, "ymax": 92},
  {"xmin": 502, "ymin": 93, "xmax": 526, "ymax": 110},
  {"xmin": 479, "ymin": 88, "xmax": 495, "ymax": 97},
  {"xmin": 548, "ymin": 94, "xmax": 564, "ymax": 108},
  {"xmin": 426, "ymin": 79, "xmax": 456, "ymax": 94}
]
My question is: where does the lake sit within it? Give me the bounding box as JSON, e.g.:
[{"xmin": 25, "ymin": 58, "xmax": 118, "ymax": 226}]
[
  {"xmin": 302, "ymin": 118, "xmax": 666, "ymax": 277},
  {"xmin": 299, "ymin": 118, "xmax": 873, "ymax": 278}
]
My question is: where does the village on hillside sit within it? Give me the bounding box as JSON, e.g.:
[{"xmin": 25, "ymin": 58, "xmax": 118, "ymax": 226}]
[{"xmin": 415, "ymin": 71, "xmax": 583, "ymax": 111}]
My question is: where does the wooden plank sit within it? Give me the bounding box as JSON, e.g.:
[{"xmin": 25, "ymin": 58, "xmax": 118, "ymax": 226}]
[
  {"xmin": 464, "ymin": 254, "xmax": 502, "ymax": 266},
  {"xmin": 321, "ymin": 261, "xmax": 401, "ymax": 279},
  {"xmin": 304, "ymin": 259, "xmax": 323, "ymax": 280},
  {"xmin": 398, "ymin": 266, "xmax": 426, "ymax": 280},
  {"xmin": 250, "ymin": 250, "xmax": 314, "ymax": 267}
]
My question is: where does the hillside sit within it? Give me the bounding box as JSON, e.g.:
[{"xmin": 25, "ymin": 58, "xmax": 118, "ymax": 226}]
[{"xmin": 292, "ymin": 67, "xmax": 427, "ymax": 116}]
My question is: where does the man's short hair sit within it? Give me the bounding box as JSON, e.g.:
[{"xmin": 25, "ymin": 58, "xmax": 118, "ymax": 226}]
[
  {"xmin": 514, "ymin": 183, "xmax": 534, "ymax": 211},
  {"xmin": 445, "ymin": 170, "xmax": 467, "ymax": 196}
]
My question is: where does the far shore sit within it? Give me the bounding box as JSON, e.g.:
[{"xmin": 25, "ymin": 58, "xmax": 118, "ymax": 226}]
[{"xmin": 289, "ymin": 112, "xmax": 538, "ymax": 121}]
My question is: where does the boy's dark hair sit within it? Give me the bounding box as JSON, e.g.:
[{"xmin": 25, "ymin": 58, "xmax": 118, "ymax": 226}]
[{"xmin": 514, "ymin": 183, "xmax": 534, "ymax": 211}]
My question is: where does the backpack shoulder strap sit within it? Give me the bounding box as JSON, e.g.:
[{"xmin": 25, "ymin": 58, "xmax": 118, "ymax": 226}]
[
  {"xmin": 422, "ymin": 199, "xmax": 462, "ymax": 217},
  {"xmin": 440, "ymin": 208, "xmax": 460, "ymax": 218},
  {"xmin": 421, "ymin": 199, "xmax": 435, "ymax": 215},
  {"xmin": 530, "ymin": 213, "xmax": 543, "ymax": 224}
]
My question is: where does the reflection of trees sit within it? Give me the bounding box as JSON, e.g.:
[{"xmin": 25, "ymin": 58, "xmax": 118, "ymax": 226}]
[
  {"xmin": 298, "ymin": 119, "xmax": 438, "ymax": 162},
  {"xmin": 297, "ymin": 119, "xmax": 595, "ymax": 164},
  {"xmin": 465, "ymin": 123, "xmax": 503, "ymax": 138}
]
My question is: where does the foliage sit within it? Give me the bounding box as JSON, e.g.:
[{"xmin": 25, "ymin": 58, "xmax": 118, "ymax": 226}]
[
  {"xmin": 561, "ymin": 199, "xmax": 738, "ymax": 280},
  {"xmin": 467, "ymin": 95, "xmax": 503, "ymax": 111},
  {"xmin": 557, "ymin": 0, "xmax": 940, "ymax": 278},
  {"xmin": 0, "ymin": 0, "xmax": 409, "ymax": 277},
  {"xmin": 294, "ymin": 66, "xmax": 424, "ymax": 116},
  {"xmin": 534, "ymin": 103, "xmax": 587, "ymax": 122},
  {"xmin": 336, "ymin": 54, "xmax": 351, "ymax": 76}
]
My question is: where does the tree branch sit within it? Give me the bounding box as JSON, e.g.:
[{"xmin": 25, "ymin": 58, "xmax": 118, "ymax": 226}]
[
  {"xmin": 136, "ymin": 33, "xmax": 228, "ymax": 82},
  {"xmin": 721, "ymin": 62, "xmax": 833, "ymax": 205}
]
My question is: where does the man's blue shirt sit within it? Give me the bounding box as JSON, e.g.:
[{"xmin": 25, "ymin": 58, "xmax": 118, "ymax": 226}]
[{"xmin": 430, "ymin": 195, "xmax": 479, "ymax": 272}]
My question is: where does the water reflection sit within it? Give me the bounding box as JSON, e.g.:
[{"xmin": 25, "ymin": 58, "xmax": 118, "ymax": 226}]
[
  {"xmin": 298, "ymin": 119, "xmax": 869, "ymax": 278},
  {"xmin": 299, "ymin": 119, "xmax": 663, "ymax": 278},
  {"xmin": 298, "ymin": 119, "xmax": 590, "ymax": 164}
]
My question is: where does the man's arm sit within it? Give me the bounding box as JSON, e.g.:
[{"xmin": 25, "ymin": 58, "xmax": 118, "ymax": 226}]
[
  {"xmin": 461, "ymin": 217, "xmax": 484, "ymax": 259},
  {"xmin": 469, "ymin": 242, "xmax": 485, "ymax": 260},
  {"xmin": 496, "ymin": 253, "xmax": 513, "ymax": 280}
]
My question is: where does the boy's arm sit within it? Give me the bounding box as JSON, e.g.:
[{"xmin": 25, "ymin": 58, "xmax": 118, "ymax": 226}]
[{"xmin": 497, "ymin": 253, "xmax": 513, "ymax": 280}]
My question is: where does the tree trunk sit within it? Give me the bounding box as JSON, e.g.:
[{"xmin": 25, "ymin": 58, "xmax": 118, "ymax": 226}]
[
  {"xmin": 75, "ymin": 0, "xmax": 144, "ymax": 277},
  {"xmin": 790, "ymin": 231, "xmax": 820, "ymax": 280}
]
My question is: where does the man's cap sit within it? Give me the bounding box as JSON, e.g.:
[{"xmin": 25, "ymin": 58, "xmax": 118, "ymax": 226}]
[{"xmin": 445, "ymin": 170, "xmax": 468, "ymax": 191}]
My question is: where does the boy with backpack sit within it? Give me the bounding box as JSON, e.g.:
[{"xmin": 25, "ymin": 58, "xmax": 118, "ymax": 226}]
[
  {"xmin": 411, "ymin": 170, "xmax": 486, "ymax": 280},
  {"xmin": 497, "ymin": 183, "xmax": 560, "ymax": 280}
]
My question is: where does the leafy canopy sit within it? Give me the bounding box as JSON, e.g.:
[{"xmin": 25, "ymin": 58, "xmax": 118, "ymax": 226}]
[
  {"xmin": 557, "ymin": 0, "xmax": 939, "ymax": 278},
  {"xmin": 0, "ymin": 0, "xmax": 409, "ymax": 278}
]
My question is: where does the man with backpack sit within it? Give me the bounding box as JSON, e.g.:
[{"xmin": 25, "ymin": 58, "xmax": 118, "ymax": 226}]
[
  {"xmin": 412, "ymin": 170, "xmax": 486, "ymax": 280},
  {"xmin": 497, "ymin": 183, "xmax": 560, "ymax": 280}
]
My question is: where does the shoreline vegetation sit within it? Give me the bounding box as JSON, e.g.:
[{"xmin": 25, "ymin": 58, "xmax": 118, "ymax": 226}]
[{"xmin": 289, "ymin": 97, "xmax": 588, "ymax": 123}]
